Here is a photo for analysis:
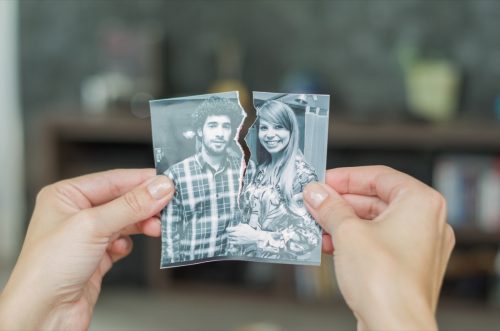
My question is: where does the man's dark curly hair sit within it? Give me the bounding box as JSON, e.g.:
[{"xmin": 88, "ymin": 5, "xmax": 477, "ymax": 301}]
[{"xmin": 192, "ymin": 96, "xmax": 244, "ymax": 138}]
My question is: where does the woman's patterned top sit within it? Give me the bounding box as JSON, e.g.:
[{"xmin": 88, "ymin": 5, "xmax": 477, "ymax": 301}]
[{"xmin": 238, "ymin": 157, "xmax": 321, "ymax": 261}]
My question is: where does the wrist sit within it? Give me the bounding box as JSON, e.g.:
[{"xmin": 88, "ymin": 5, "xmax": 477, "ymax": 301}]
[
  {"xmin": 0, "ymin": 285, "xmax": 47, "ymax": 330},
  {"xmin": 0, "ymin": 260, "xmax": 59, "ymax": 330},
  {"xmin": 358, "ymin": 283, "xmax": 437, "ymax": 331}
]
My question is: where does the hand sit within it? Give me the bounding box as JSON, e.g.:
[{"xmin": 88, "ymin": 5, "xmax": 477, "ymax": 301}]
[
  {"xmin": 0, "ymin": 169, "xmax": 173, "ymax": 331},
  {"xmin": 227, "ymin": 223, "xmax": 260, "ymax": 246},
  {"xmin": 304, "ymin": 166, "xmax": 455, "ymax": 331}
]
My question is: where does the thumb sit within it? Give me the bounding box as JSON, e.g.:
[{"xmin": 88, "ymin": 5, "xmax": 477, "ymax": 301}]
[
  {"xmin": 86, "ymin": 175, "xmax": 174, "ymax": 236},
  {"xmin": 304, "ymin": 182, "xmax": 359, "ymax": 234}
]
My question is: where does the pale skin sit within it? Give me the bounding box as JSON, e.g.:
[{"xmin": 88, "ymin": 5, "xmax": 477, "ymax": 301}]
[
  {"xmin": 303, "ymin": 166, "xmax": 455, "ymax": 331},
  {"xmin": 0, "ymin": 169, "xmax": 173, "ymax": 331},
  {"xmin": 0, "ymin": 166, "xmax": 454, "ymax": 331}
]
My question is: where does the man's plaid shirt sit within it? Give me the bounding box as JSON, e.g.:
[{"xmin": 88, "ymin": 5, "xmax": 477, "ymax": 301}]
[{"xmin": 161, "ymin": 151, "xmax": 246, "ymax": 266}]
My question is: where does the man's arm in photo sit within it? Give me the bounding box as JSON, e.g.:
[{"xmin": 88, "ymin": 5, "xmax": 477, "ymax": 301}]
[{"xmin": 162, "ymin": 169, "xmax": 183, "ymax": 264}]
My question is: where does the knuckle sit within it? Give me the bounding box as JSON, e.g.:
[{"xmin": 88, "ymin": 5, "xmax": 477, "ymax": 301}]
[
  {"xmin": 317, "ymin": 199, "xmax": 340, "ymax": 226},
  {"xmin": 373, "ymin": 165, "xmax": 393, "ymax": 173},
  {"xmin": 69, "ymin": 210, "xmax": 102, "ymax": 237},
  {"xmin": 35, "ymin": 184, "xmax": 56, "ymax": 203},
  {"xmin": 317, "ymin": 201, "xmax": 334, "ymax": 222},
  {"xmin": 445, "ymin": 224, "xmax": 456, "ymax": 249},
  {"xmin": 316, "ymin": 194, "xmax": 359, "ymax": 235},
  {"xmin": 320, "ymin": 194, "xmax": 344, "ymax": 215},
  {"xmin": 37, "ymin": 180, "xmax": 84, "ymax": 207},
  {"xmin": 430, "ymin": 188, "xmax": 446, "ymax": 207},
  {"xmin": 78, "ymin": 209, "xmax": 98, "ymax": 228},
  {"xmin": 428, "ymin": 189, "xmax": 447, "ymax": 218},
  {"xmin": 123, "ymin": 191, "xmax": 145, "ymax": 215},
  {"xmin": 368, "ymin": 199, "xmax": 383, "ymax": 219},
  {"xmin": 106, "ymin": 179, "xmax": 123, "ymax": 201}
]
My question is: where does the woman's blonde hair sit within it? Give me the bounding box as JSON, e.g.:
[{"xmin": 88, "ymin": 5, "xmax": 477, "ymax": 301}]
[{"xmin": 256, "ymin": 100, "xmax": 303, "ymax": 217}]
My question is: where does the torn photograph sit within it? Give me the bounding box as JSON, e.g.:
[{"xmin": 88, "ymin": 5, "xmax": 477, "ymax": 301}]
[
  {"xmin": 150, "ymin": 91, "xmax": 329, "ymax": 268},
  {"xmin": 150, "ymin": 92, "xmax": 246, "ymax": 268},
  {"xmin": 227, "ymin": 92, "xmax": 330, "ymax": 266}
]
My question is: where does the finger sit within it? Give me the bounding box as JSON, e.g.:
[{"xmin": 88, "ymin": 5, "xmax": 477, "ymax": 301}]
[
  {"xmin": 322, "ymin": 233, "xmax": 334, "ymax": 254},
  {"xmin": 85, "ymin": 175, "xmax": 174, "ymax": 236},
  {"xmin": 96, "ymin": 253, "xmax": 114, "ymax": 279},
  {"xmin": 96, "ymin": 236, "xmax": 134, "ymax": 279},
  {"xmin": 303, "ymin": 182, "xmax": 359, "ymax": 234},
  {"xmin": 325, "ymin": 166, "xmax": 422, "ymax": 203},
  {"xmin": 57, "ymin": 168, "xmax": 157, "ymax": 208},
  {"xmin": 442, "ymin": 225, "xmax": 456, "ymax": 266},
  {"xmin": 120, "ymin": 216, "xmax": 162, "ymax": 237},
  {"xmin": 107, "ymin": 236, "xmax": 134, "ymax": 263},
  {"xmin": 341, "ymin": 194, "xmax": 388, "ymax": 220}
]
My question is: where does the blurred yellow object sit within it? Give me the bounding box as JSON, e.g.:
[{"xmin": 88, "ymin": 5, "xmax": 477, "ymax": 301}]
[
  {"xmin": 209, "ymin": 79, "xmax": 250, "ymax": 111},
  {"xmin": 405, "ymin": 59, "xmax": 461, "ymax": 122}
]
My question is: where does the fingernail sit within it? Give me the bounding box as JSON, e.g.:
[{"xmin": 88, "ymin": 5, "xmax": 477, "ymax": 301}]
[
  {"xmin": 147, "ymin": 176, "xmax": 173, "ymax": 200},
  {"xmin": 304, "ymin": 182, "xmax": 329, "ymax": 209}
]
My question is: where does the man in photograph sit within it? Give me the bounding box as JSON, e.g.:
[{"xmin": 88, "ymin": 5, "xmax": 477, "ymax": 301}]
[{"xmin": 161, "ymin": 96, "xmax": 245, "ymax": 265}]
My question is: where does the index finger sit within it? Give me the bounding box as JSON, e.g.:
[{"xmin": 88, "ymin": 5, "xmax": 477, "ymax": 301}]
[
  {"xmin": 59, "ymin": 168, "xmax": 156, "ymax": 207},
  {"xmin": 325, "ymin": 166, "xmax": 423, "ymax": 203}
]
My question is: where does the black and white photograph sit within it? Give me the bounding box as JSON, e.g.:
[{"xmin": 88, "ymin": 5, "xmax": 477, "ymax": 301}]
[
  {"xmin": 150, "ymin": 92, "xmax": 246, "ymax": 268},
  {"xmin": 227, "ymin": 92, "xmax": 330, "ymax": 266},
  {"xmin": 151, "ymin": 91, "xmax": 329, "ymax": 268}
]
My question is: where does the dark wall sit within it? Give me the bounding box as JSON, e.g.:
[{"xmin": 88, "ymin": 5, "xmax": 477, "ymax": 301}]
[{"xmin": 20, "ymin": 0, "xmax": 500, "ymax": 119}]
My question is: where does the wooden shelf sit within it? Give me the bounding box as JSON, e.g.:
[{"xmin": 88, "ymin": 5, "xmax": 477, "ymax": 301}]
[
  {"xmin": 454, "ymin": 228, "xmax": 500, "ymax": 245},
  {"xmin": 42, "ymin": 113, "xmax": 500, "ymax": 152},
  {"xmin": 41, "ymin": 114, "xmax": 152, "ymax": 144},
  {"xmin": 329, "ymin": 119, "xmax": 500, "ymax": 151}
]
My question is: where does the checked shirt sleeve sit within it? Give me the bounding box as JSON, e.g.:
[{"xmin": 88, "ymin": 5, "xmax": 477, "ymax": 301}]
[{"xmin": 162, "ymin": 169, "xmax": 183, "ymax": 263}]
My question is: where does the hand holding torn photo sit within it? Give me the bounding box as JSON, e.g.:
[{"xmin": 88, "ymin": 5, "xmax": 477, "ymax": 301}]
[{"xmin": 150, "ymin": 91, "xmax": 330, "ymax": 268}]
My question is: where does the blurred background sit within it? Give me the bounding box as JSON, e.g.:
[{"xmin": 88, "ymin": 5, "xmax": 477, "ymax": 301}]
[{"xmin": 1, "ymin": 0, "xmax": 500, "ymax": 330}]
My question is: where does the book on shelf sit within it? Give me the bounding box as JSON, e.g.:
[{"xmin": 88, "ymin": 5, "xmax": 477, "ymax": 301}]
[{"xmin": 433, "ymin": 154, "xmax": 500, "ymax": 233}]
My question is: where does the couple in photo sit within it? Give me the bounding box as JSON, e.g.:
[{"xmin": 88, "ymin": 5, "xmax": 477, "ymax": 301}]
[{"xmin": 160, "ymin": 95, "xmax": 321, "ymax": 267}]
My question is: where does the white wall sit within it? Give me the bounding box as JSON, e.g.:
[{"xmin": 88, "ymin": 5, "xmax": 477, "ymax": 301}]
[{"xmin": 0, "ymin": 0, "xmax": 24, "ymax": 264}]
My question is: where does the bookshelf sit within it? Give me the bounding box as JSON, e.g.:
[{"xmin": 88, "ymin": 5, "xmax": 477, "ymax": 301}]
[
  {"xmin": 31, "ymin": 113, "xmax": 500, "ymax": 297},
  {"xmin": 327, "ymin": 118, "xmax": 500, "ymax": 301},
  {"xmin": 328, "ymin": 120, "xmax": 500, "ymax": 151},
  {"xmin": 328, "ymin": 119, "xmax": 500, "ymax": 243}
]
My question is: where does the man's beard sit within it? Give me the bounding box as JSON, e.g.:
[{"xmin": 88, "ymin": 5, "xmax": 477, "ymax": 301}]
[{"xmin": 203, "ymin": 139, "xmax": 228, "ymax": 156}]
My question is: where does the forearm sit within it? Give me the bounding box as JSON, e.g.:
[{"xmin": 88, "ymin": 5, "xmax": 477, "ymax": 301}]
[
  {"xmin": 0, "ymin": 266, "xmax": 54, "ymax": 330},
  {"xmin": 1, "ymin": 292, "xmax": 91, "ymax": 331},
  {"xmin": 0, "ymin": 299, "xmax": 33, "ymax": 331},
  {"xmin": 360, "ymin": 303, "xmax": 437, "ymax": 331},
  {"xmin": 357, "ymin": 281, "xmax": 438, "ymax": 331}
]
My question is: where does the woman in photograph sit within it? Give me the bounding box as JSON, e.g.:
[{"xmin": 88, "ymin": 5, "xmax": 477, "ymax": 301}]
[{"xmin": 227, "ymin": 100, "xmax": 321, "ymax": 261}]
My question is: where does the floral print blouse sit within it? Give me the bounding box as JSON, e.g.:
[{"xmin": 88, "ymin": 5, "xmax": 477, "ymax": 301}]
[{"xmin": 238, "ymin": 157, "xmax": 321, "ymax": 261}]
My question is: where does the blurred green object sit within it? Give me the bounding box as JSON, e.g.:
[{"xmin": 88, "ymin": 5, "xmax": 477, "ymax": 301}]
[{"xmin": 404, "ymin": 59, "xmax": 461, "ymax": 122}]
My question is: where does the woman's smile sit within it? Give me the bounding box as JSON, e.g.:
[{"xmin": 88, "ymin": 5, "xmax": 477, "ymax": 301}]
[{"xmin": 264, "ymin": 139, "xmax": 281, "ymax": 147}]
